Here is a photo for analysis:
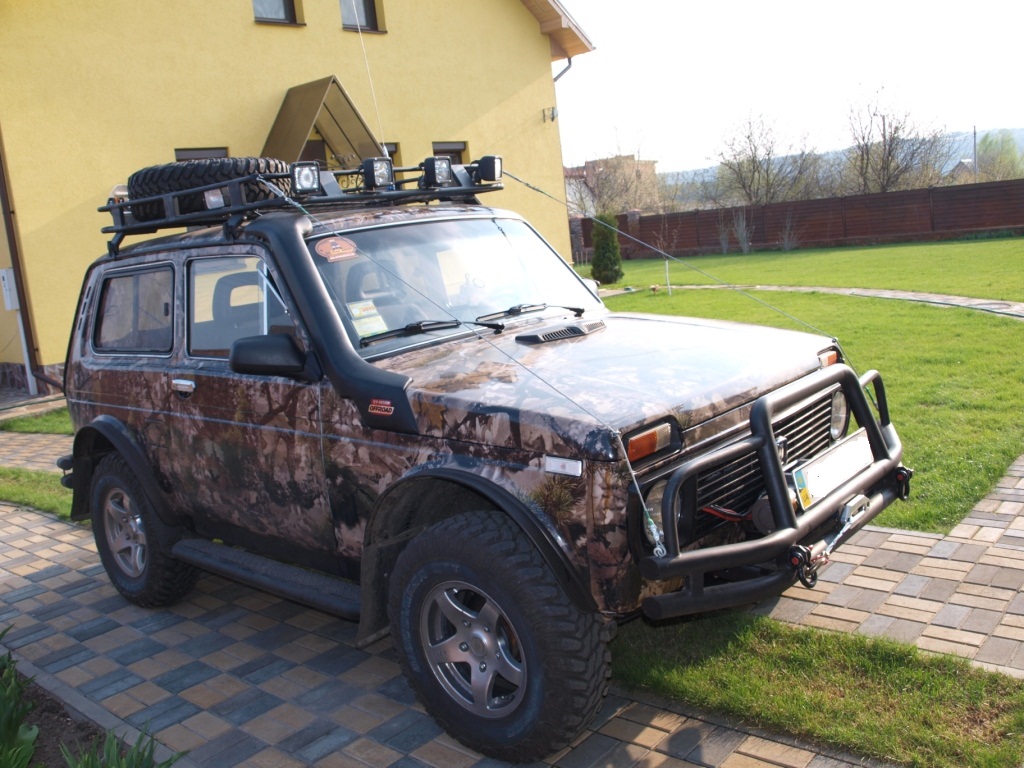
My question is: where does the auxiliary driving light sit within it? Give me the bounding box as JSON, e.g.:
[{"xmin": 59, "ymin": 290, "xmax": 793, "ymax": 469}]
[
  {"xmin": 422, "ymin": 156, "xmax": 453, "ymax": 187},
  {"xmin": 290, "ymin": 162, "xmax": 322, "ymax": 195},
  {"xmin": 474, "ymin": 155, "xmax": 502, "ymax": 182},
  {"xmin": 362, "ymin": 157, "xmax": 394, "ymax": 189}
]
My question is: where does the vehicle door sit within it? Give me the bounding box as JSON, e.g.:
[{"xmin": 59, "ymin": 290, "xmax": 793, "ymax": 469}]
[{"xmin": 163, "ymin": 246, "xmax": 335, "ymax": 560}]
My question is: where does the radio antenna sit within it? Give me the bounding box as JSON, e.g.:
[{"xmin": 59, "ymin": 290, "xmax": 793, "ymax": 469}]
[{"xmin": 349, "ymin": 0, "xmax": 388, "ymax": 157}]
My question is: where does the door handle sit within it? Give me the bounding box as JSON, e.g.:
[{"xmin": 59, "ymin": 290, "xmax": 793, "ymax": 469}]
[{"xmin": 171, "ymin": 378, "xmax": 196, "ymax": 396}]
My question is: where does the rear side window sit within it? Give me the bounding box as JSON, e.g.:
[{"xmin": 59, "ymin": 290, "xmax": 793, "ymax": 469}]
[{"xmin": 94, "ymin": 267, "xmax": 174, "ymax": 353}]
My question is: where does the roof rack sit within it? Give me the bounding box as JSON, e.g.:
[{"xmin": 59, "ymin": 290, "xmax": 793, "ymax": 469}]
[{"xmin": 100, "ymin": 155, "xmax": 503, "ymax": 256}]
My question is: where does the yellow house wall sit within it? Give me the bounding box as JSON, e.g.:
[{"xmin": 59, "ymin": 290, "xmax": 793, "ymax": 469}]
[{"xmin": 0, "ymin": 0, "xmax": 571, "ymax": 367}]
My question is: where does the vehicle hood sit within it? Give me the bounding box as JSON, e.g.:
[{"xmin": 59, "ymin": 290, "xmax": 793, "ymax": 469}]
[{"xmin": 378, "ymin": 312, "xmax": 833, "ymax": 461}]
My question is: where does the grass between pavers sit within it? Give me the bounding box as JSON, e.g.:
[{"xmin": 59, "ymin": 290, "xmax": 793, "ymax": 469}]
[
  {"xmin": 583, "ymin": 236, "xmax": 1024, "ymax": 302},
  {"xmin": 613, "ymin": 612, "xmax": 1024, "ymax": 768},
  {"xmin": 603, "ymin": 288, "xmax": 1024, "ymax": 535},
  {"xmin": 0, "ymin": 408, "xmax": 73, "ymax": 435}
]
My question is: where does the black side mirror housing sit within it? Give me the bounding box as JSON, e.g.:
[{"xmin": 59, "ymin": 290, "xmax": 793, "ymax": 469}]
[{"xmin": 229, "ymin": 334, "xmax": 318, "ymax": 381}]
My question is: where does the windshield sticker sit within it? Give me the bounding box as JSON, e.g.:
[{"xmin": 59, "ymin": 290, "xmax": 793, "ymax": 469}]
[
  {"xmin": 315, "ymin": 237, "xmax": 358, "ymax": 261},
  {"xmin": 348, "ymin": 300, "xmax": 389, "ymax": 337}
]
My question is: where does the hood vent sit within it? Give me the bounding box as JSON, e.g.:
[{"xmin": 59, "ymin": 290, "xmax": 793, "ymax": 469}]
[{"xmin": 515, "ymin": 319, "xmax": 606, "ymax": 345}]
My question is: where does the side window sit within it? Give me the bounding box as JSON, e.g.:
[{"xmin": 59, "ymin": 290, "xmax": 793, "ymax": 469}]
[
  {"xmin": 188, "ymin": 256, "xmax": 293, "ymax": 359},
  {"xmin": 94, "ymin": 267, "xmax": 173, "ymax": 354}
]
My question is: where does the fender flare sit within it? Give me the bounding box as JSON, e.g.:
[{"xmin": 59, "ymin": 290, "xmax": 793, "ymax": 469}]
[
  {"xmin": 69, "ymin": 415, "xmax": 183, "ymax": 527},
  {"xmin": 356, "ymin": 465, "xmax": 596, "ymax": 645}
]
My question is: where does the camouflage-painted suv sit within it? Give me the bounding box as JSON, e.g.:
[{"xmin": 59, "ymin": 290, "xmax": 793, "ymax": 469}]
[{"xmin": 59, "ymin": 155, "xmax": 911, "ymax": 761}]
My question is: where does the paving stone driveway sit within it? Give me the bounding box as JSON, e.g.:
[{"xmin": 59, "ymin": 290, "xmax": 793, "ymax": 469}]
[{"xmin": 1, "ymin": 502, "xmax": 890, "ymax": 768}]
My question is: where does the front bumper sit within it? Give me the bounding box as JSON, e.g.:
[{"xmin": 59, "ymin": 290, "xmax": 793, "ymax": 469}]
[{"xmin": 639, "ymin": 364, "xmax": 910, "ymax": 620}]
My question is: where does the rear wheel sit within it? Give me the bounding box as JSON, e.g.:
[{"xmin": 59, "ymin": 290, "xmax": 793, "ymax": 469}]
[
  {"xmin": 90, "ymin": 454, "xmax": 197, "ymax": 607},
  {"xmin": 388, "ymin": 510, "xmax": 610, "ymax": 762}
]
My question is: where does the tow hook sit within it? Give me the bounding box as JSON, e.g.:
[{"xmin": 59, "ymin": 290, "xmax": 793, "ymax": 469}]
[
  {"xmin": 895, "ymin": 466, "xmax": 914, "ymax": 501},
  {"xmin": 789, "ymin": 544, "xmax": 825, "ymax": 589}
]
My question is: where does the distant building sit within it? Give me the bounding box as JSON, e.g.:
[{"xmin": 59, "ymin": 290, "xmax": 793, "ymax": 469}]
[
  {"xmin": 564, "ymin": 155, "xmax": 661, "ymax": 217},
  {"xmin": 947, "ymin": 159, "xmax": 977, "ymax": 184}
]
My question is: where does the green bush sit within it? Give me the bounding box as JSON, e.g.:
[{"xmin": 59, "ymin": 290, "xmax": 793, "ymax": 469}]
[
  {"xmin": 61, "ymin": 729, "xmax": 182, "ymax": 768},
  {"xmin": 591, "ymin": 213, "xmax": 624, "ymax": 285},
  {"xmin": 0, "ymin": 638, "xmax": 38, "ymax": 768}
]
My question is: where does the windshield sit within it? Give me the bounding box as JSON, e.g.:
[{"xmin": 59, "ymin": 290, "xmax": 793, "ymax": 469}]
[{"xmin": 308, "ymin": 216, "xmax": 604, "ymax": 356}]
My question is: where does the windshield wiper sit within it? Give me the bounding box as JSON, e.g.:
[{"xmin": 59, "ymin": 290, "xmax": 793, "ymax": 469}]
[
  {"xmin": 476, "ymin": 303, "xmax": 585, "ymax": 322},
  {"xmin": 360, "ymin": 318, "xmax": 504, "ymax": 348}
]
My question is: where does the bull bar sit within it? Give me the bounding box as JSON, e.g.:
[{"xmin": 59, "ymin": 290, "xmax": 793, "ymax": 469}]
[{"xmin": 639, "ymin": 364, "xmax": 910, "ymax": 620}]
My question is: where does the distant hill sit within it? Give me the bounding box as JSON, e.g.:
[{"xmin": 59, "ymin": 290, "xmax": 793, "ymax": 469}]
[{"xmin": 660, "ymin": 128, "xmax": 1024, "ymax": 180}]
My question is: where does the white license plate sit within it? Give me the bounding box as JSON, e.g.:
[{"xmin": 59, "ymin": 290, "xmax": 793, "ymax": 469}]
[{"xmin": 792, "ymin": 429, "xmax": 873, "ymax": 510}]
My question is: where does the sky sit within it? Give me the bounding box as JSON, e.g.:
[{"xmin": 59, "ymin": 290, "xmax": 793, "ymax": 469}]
[{"xmin": 553, "ymin": 0, "xmax": 1023, "ymax": 173}]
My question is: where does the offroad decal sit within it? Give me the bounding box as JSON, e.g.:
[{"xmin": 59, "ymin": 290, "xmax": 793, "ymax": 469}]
[{"xmin": 368, "ymin": 398, "xmax": 394, "ymax": 416}]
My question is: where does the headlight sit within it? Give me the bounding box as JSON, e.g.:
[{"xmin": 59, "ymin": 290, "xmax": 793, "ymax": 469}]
[
  {"xmin": 829, "ymin": 389, "xmax": 849, "ymax": 440},
  {"xmin": 642, "ymin": 480, "xmax": 668, "ymax": 547}
]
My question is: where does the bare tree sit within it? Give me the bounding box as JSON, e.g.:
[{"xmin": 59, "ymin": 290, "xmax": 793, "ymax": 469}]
[
  {"xmin": 778, "ymin": 209, "xmax": 801, "ymax": 251},
  {"xmin": 716, "ymin": 211, "xmax": 731, "ymax": 254},
  {"xmin": 732, "ymin": 208, "xmax": 754, "ymax": 254},
  {"xmin": 716, "ymin": 116, "xmax": 819, "ymax": 205},
  {"xmin": 842, "ymin": 98, "xmax": 955, "ymax": 193}
]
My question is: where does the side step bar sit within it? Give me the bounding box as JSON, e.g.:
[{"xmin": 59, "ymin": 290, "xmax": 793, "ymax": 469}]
[{"xmin": 171, "ymin": 538, "xmax": 361, "ymax": 621}]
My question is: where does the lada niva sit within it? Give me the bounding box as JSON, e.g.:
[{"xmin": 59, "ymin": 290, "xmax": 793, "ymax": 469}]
[{"xmin": 59, "ymin": 154, "xmax": 911, "ymax": 761}]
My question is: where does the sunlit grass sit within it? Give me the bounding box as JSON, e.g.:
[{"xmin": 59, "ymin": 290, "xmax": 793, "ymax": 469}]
[
  {"xmin": 614, "ymin": 613, "xmax": 1024, "ymax": 768},
  {"xmin": 0, "ymin": 407, "xmax": 73, "ymax": 435},
  {"xmin": 580, "ymin": 236, "xmax": 1024, "ymax": 302},
  {"xmin": 0, "ymin": 467, "xmax": 72, "ymax": 518}
]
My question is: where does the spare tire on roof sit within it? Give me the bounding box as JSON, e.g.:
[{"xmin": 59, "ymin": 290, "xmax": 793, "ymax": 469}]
[{"xmin": 127, "ymin": 157, "xmax": 291, "ymax": 222}]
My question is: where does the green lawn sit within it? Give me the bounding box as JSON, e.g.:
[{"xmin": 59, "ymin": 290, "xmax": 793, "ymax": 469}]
[
  {"xmin": 582, "ymin": 237, "xmax": 1024, "ymax": 302},
  {"xmin": 613, "ymin": 613, "xmax": 1024, "ymax": 768},
  {"xmin": 0, "ymin": 407, "xmax": 73, "ymax": 435}
]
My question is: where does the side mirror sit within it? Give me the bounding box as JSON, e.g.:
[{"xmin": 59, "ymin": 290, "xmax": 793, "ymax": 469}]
[
  {"xmin": 230, "ymin": 334, "xmax": 314, "ymax": 379},
  {"xmin": 582, "ymin": 278, "xmax": 601, "ymax": 299}
]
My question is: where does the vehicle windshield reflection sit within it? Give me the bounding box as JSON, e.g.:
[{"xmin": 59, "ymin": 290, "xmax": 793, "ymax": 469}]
[{"xmin": 307, "ymin": 216, "xmax": 603, "ymax": 355}]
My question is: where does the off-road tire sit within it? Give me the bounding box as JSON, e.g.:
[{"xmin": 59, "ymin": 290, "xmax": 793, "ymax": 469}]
[
  {"xmin": 127, "ymin": 157, "xmax": 290, "ymax": 222},
  {"xmin": 90, "ymin": 454, "xmax": 198, "ymax": 607},
  {"xmin": 388, "ymin": 510, "xmax": 611, "ymax": 762}
]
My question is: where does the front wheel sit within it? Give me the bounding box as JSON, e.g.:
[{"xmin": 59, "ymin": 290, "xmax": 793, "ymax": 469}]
[
  {"xmin": 90, "ymin": 454, "xmax": 197, "ymax": 607},
  {"xmin": 388, "ymin": 511, "xmax": 610, "ymax": 762}
]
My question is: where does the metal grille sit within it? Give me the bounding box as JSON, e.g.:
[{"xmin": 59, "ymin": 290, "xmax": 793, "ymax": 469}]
[{"xmin": 688, "ymin": 393, "xmax": 833, "ymax": 542}]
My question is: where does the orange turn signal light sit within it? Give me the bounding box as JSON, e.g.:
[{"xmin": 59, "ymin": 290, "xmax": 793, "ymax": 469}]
[{"xmin": 627, "ymin": 423, "xmax": 672, "ymax": 463}]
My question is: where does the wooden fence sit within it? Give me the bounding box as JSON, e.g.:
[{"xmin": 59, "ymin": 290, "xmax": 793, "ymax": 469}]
[{"xmin": 577, "ymin": 178, "xmax": 1024, "ymax": 260}]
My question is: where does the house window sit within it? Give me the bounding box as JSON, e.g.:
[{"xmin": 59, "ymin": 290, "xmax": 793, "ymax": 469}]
[
  {"xmin": 253, "ymin": 0, "xmax": 300, "ymax": 24},
  {"xmin": 432, "ymin": 142, "xmax": 466, "ymax": 165},
  {"xmin": 383, "ymin": 142, "xmax": 400, "ymax": 166},
  {"xmin": 341, "ymin": 0, "xmax": 379, "ymax": 31}
]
